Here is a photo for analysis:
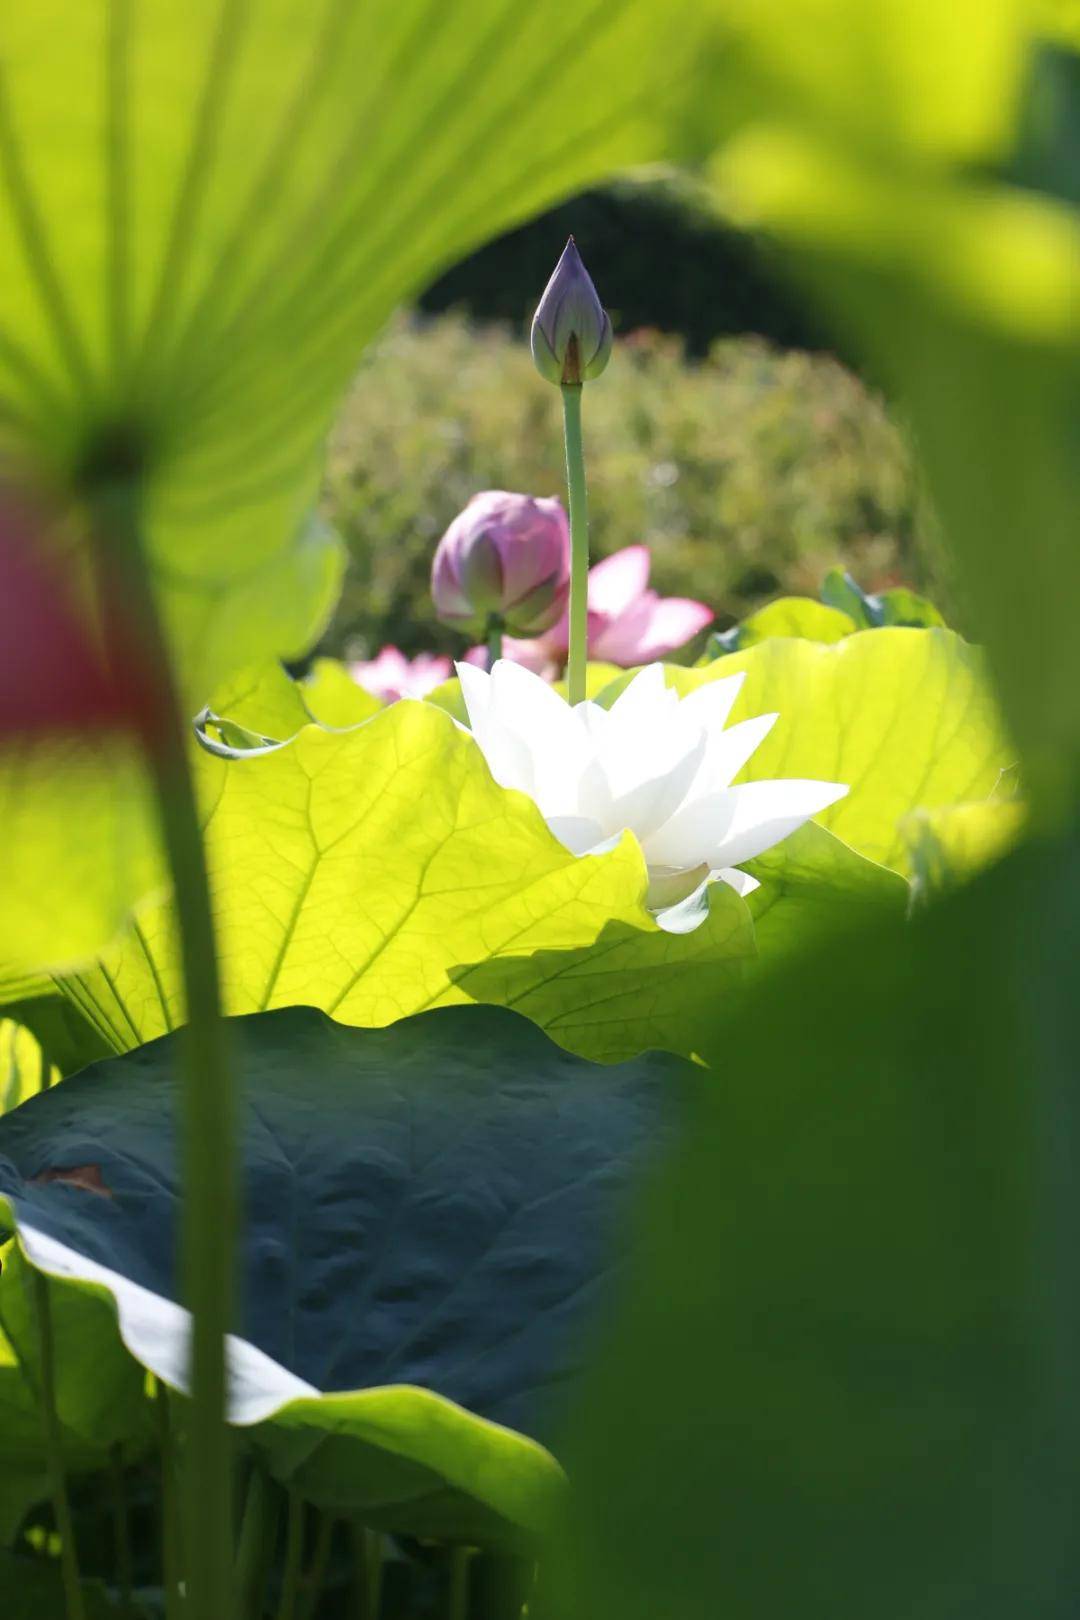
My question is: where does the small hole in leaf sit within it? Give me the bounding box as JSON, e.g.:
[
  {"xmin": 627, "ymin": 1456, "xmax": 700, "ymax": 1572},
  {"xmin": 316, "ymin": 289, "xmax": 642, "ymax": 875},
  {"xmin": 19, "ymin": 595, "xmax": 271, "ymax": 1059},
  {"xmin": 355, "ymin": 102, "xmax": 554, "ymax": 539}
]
[{"xmin": 30, "ymin": 1164, "xmax": 113, "ymax": 1198}]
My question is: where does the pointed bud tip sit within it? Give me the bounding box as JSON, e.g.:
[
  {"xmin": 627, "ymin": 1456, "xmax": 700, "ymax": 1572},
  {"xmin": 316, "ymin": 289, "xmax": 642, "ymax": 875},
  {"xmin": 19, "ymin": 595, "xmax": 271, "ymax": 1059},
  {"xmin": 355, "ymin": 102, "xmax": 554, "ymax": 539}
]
[{"xmin": 530, "ymin": 239, "xmax": 612, "ymax": 387}]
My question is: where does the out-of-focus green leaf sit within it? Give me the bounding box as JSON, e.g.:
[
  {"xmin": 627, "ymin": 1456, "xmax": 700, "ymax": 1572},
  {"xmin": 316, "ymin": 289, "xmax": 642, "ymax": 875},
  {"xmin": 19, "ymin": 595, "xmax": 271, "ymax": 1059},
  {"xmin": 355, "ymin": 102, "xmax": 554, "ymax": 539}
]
[
  {"xmin": 0, "ymin": 996, "xmax": 109, "ymax": 1082},
  {"xmin": 0, "ymin": 1023, "xmax": 50, "ymax": 1115},
  {"xmin": 0, "ymin": 0, "xmax": 722, "ymax": 705},
  {"xmin": 0, "ymin": 1245, "xmax": 151, "ymax": 1548},
  {"xmin": 557, "ymin": 829, "xmax": 1080, "ymax": 1619},
  {"xmin": 706, "ymin": 577, "xmax": 944, "ymax": 658},
  {"xmin": 0, "ymin": 1005, "xmax": 679, "ymax": 1547},
  {"xmin": 905, "ymin": 799, "xmax": 1026, "ymax": 900},
  {"xmin": 0, "ymin": 737, "xmax": 162, "ymax": 979},
  {"xmin": 705, "ymin": 597, "xmax": 856, "ymax": 656},
  {"xmin": 820, "ymin": 567, "xmax": 945, "ymax": 629},
  {"xmin": 712, "ymin": 0, "xmax": 1031, "ymax": 165},
  {"xmin": 56, "ymin": 702, "xmax": 755, "ymax": 1064},
  {"xmin": 704, "ymin": 6, "xmax": 1079, "ymax": 803},
  {"xmin": 600, "ymin": 629, "xmax": 1013, "ymax": 874}
]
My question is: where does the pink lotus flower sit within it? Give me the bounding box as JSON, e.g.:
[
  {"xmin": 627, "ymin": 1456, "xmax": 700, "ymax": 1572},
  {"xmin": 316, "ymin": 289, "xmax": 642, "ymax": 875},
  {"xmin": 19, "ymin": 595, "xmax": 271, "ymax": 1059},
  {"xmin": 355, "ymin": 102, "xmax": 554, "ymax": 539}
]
[
  {"xmin": 431, "ymin": 491, "xmax": 570, "ymax": 637},
  {"xmin": 495, "ymin": 546, "xmax": 713, "ymax": 675},
  {"xmin": 349, "ymin": 646, "xmax": 452, "ymax": 704}
]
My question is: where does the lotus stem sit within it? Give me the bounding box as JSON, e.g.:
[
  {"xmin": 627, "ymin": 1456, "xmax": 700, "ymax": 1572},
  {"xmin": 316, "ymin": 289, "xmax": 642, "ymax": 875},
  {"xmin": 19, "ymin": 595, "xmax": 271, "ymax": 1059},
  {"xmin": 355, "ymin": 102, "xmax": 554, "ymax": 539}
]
[
  {"xmin": 486, "ymin": 614, "xmax": 504, "ymax": 671},
  {"xmin": 91, "ymin": 479, "xmax": 236, "ymax": 1620},
  {"xmin": 155, "ymin": 1381, "xmax": 183, "ymax": 1620},
  {"xmin": 447, "ymin": 1546, "xmax": 472, "ymax": 1620},
  {"xmin": 29, "ymin": 1267, "xmax": 85, "ymax": 1620},
  {"xmin": 350, "ymin": 1523, "xmax": 383, "ymax": 1619},
  {"xmin": 298, "ymin": 1512, "xmax": 335, "ymax": 1620},
  {"xmin": 235, "ymin": 1465, "xmax": 279, "ymax": 1618},
  {"xmin": 275, "ymin": 1490, "xmax": 305, "ymax": 1620},
  {"xmin": 108, "ymin": 1444, "xmax": 134, "ymax": 1608},
  {"xmin": 560, "ymin": 383, "xmax": 589, "ymax": 705}
]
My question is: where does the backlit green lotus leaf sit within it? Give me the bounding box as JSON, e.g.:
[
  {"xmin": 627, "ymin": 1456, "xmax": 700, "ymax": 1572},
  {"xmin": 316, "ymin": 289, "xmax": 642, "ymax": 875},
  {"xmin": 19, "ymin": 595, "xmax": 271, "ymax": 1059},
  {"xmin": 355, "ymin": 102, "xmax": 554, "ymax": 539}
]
[
  {"xmin": 0, "ymin": 1004, "xmax": 679, "ymax": 1546},
  {"xmin": 600, "ymin": 629, "xmax": 1013, "ymax": 876},
  {"xmin": 56, "ymin": 701, "xmax": 756, "ymax": 1064},
  {"xmin": 299, "ymin": 660, "xmax": 383, "ymax": 729},
  {"xmin": 743, "ymin": 820, "xmax": 908, "ymax": 963}
]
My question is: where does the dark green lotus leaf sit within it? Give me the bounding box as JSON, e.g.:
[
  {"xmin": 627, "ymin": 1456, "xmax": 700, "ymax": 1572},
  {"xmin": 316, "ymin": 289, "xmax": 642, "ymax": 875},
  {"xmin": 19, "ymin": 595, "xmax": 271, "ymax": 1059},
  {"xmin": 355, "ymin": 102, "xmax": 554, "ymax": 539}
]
[{"xmin": 0, "ymin": 1004, "xmax": 679, "ymax": 1543}]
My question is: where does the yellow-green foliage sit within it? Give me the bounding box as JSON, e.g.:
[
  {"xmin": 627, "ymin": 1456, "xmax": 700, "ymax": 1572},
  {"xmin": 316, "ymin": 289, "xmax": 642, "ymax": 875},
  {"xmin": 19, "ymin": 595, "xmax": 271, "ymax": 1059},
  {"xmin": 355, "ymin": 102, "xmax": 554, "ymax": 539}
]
[{"xmin": 323, "ymin": 313, "xmax": 945, "ymax": 658}]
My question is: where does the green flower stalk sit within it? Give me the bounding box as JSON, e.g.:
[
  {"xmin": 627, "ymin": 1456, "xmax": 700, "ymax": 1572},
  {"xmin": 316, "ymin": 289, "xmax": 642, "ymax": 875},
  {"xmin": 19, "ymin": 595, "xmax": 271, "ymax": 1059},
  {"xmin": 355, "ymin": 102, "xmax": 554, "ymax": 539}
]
[{"xmin": 531, "ymin": 238, "xmax": 612, "ymax": 705}]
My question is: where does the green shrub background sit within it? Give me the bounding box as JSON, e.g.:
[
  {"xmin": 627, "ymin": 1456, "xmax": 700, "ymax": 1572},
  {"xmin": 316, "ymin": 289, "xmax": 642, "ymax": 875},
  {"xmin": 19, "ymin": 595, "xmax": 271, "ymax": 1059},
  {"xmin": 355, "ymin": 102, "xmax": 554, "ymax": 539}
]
[{"xmin": 321, "ymin": 312, "xmax": 950, "ymax": 659}]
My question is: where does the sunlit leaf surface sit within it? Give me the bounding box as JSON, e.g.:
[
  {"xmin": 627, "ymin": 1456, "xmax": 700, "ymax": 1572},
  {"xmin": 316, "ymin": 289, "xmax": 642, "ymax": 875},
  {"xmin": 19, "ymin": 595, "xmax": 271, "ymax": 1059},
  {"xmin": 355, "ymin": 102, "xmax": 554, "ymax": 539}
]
[
  {"xmin": 601, "ymin": 629, "xmax": 1013, "ymax": 875},
  {"xmin": 57, "ymin": 701, "xmax": 756, "ymax": 1064}
]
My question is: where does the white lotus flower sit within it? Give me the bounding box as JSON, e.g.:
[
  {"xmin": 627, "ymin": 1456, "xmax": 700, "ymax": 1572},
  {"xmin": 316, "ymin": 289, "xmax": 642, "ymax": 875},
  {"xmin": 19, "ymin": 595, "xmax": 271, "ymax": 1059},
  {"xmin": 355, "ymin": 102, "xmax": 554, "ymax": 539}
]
[{"xmin": 457, "ymin": 660, "xmax": 849, "ymax": 932}]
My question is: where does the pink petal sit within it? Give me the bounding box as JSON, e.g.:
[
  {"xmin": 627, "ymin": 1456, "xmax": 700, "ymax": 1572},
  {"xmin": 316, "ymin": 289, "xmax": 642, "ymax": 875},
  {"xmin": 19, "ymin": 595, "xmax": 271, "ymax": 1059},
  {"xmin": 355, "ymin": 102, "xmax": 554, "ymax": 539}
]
[
  {"xmin": 599, "ymin": 596, "xmax": 709, "ymax": 664},
  {"xmin": 590, "ymin": 592, "xmax": 657, "ymax": 664},
  {"xmin": 587, "ymin": 546, "xmax": 651, "ymax": 618},
  {"xmin": 501, "ymin": 636, "xmax": 560, "ymax": 677}
]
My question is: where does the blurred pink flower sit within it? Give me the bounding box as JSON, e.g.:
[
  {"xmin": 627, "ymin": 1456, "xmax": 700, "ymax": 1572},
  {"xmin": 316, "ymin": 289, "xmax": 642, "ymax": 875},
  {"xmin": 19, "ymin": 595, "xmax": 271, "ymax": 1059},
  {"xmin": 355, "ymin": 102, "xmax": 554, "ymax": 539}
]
[
  {"xmin": 431, "ymin": 491, "xmax": 570, "ymax": 637},
  {"xmin": 350, "ymin": 646, "xmax": 452, "ymax": 704},
  {"xmin": 493, "ymin": 546, "xmax": 712, "ymax": 674},
  {"xmin": 0, "ymin": 495, "xmax": 143, "ymax": 738}
]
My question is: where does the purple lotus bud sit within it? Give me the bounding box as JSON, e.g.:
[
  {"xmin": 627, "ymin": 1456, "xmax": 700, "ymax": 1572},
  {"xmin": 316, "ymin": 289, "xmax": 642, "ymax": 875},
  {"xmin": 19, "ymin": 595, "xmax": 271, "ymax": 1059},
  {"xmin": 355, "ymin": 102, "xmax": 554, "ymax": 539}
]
[
  {"xmin": 531, "ymin": 237, "xmax": 613, "ymax": 387},
  {"xmin": 431, "ymin": 491, "xmax": 571, "ymax": 636}
]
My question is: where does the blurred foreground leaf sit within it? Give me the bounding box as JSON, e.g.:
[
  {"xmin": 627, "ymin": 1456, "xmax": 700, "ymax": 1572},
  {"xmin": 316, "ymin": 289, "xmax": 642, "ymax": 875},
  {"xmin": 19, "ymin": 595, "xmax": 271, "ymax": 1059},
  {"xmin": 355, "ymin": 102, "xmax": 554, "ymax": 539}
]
[
  {"xmin": 706, "ymin": 4, "xmax": 1080, "ymax": 805},
  {"xmin": 0, "ymin": 0, "xmax": 719, "ymax": 703},
  {"xmin": 558, "ymin": 828, "xmax": 1080, "ymax": 1618}
]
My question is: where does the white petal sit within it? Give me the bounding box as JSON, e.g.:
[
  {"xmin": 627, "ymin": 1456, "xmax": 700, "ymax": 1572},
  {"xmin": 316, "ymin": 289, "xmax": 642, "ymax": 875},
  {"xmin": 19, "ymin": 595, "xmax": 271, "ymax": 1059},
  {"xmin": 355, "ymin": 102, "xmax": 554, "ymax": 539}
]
[
  {"xmin": 652, "ymin": 875, "xmax": 713, "ymax": 934},
  {"xmin": 640, "ymin": 790, "xmax": 739, "ymax": 870},
  {"xmin": 472, "ymin": 717, "xmax": 539, "ymax": 798},
  {"xmin": 488, "ymin": 659, "xmax": 590, "ymax": 814},
  {"xmin": 709, "ymin": 779, "xmax": 849, "ymax": 869},
  {"xmin": 544, "ymin": 813, "xmax": 609, "ymax": 855},
  {"xmin": 694, "ymin": 712, "xmax": 779, "ymax": 795},
  {"xmin": 715, "ymin": 866, "xmax": 761, "ymax": 897},
  {"xmin": 601, "ymin": 731, "xmax": 705, "ymax": 841},
  {"xmin": 678, "ymin": 672, "xmax": 746, "ymax": 733},
  {"xmin": 456, "ymin": 659, "xmax": 493, "ymax": 730},
  {"xmin": 606, "ymin": 662, "xmax": 669, "ymax": 721},
  {"xmin": 19, "ymin": 1223, "xmax": 316, "ymax": 1426}
]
